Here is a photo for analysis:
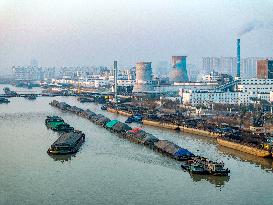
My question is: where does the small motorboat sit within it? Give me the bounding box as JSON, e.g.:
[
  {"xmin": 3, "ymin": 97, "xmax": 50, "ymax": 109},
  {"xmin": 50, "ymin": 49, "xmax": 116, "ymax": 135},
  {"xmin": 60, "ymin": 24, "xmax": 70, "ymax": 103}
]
[
  {"xmin": 181, "ymin": 160, "xmax": 207, "ymax": 174},
  {"xmin": 125, "ymin": 115, "xmax": 143, "ymax": 124},
  {"xmin": 181, "ymin": 157, "xmax": 230, "ymax": 176},
  {"xmin": 0, "ymin": 97, "xmax": 10, "ymax": 104},
  {"xmin": 125, "ymin": 117, "xmax": 134, "ymax": 123},
  {"xmin": 25, "ymin": 95, "xmax": 36, "ymax": 100},
  {"xmin": 101, "ymin": 105, "xmax": 107, "ymax": 110},
  {"xmin": 77, "ymin": 97, "xmax": 94, "ymax": 103}
]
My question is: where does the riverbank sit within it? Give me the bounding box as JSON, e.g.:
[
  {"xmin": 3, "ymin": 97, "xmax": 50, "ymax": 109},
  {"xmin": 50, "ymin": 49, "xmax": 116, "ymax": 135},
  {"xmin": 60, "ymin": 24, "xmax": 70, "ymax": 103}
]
[
  {"xmin": 107, "ymin": 108, "xmax": 132, "ymax": 117},
  {"xmin": 103, "ymin": 107, "xmax": 271, "ymax": 159},
  {"xmin": 143, "ymin": 120, "xmax": 219, "ymax": 139},
  {"xmin": 217, "ymin": 138, "xmax": 272, "ymax": 158},
  {"xmin": 106, "ymin": 108, "xmax": 220, "ymax": 137}
]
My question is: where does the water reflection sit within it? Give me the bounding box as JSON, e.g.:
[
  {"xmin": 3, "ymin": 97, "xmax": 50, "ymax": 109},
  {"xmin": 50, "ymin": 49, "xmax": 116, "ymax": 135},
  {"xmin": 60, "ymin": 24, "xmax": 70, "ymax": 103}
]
[
  {"xmin": 48, "ymin": 153, "xmax": 76, "ymax": 162},
  {"xmin": 186, "ymin": 171, "xmax": 230, "ymax": 188},
  {"xmin": 218, "ymin": 145, "xmax": 273, "ymax": 172}
]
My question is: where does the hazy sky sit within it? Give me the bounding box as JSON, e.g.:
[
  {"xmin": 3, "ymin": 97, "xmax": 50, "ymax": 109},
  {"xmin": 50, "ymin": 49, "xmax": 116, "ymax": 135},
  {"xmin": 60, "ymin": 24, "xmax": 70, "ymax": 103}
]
[{"xmin": 0, "ymin": 0, "xmax": 272, "ymax": 74}]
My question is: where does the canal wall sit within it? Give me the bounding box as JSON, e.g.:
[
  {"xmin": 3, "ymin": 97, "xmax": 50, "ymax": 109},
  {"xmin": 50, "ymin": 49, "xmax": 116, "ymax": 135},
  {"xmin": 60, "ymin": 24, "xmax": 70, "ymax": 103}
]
[
  {"xmin": 217, "ymin": 138, "xmax": 271, "ymax": 158},
  {"xmin": 107, "ymin": 108, "xmax": 132, "ymax": 117},
  {"xmin": 179, "ymin": 126, "xmax": 219, "ymax": 138},
  {"xmin": 142, "ymin": 120, "xmax": 179, "ymax": 130}
]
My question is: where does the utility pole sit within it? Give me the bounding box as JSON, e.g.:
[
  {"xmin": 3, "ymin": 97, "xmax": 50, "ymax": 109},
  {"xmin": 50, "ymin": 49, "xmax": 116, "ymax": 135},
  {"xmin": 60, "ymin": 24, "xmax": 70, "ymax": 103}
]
[{"xmin": 114, "ymin": 61, "xmax": 118, "ymax": 104}]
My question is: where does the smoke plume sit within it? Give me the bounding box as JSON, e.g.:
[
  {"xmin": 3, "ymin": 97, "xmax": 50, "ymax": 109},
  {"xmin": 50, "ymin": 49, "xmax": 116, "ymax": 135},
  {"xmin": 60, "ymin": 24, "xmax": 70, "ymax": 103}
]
[
  {"xmin": 238, "ymin": 20, "xmax": 264, "ymax": 36},
  {"xmin": 238, "ymin": 20, "xmax": 273, "ymax": 36}
]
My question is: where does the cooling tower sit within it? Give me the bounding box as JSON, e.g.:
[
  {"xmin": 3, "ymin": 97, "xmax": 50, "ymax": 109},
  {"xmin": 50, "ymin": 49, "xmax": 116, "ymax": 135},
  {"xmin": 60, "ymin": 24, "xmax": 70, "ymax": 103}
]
[
  {"xmin": 133, "ymin": 62, "xmax": 153, "ymax": 92},
  {"xmin": 170, "ymin": 56, "xmax": 189, "ymax": 82}
]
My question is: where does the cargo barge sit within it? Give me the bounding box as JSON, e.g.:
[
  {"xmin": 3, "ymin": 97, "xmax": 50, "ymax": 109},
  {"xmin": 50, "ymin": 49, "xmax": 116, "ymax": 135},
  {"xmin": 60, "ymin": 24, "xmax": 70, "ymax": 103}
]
[
  {"xmin": 47, "ymin": 130, "xmax": 85, "ymax": 155},
  {"xmin": 24, "ymin": 95, "xmax": 36, "ymax": 100},
  {"xmin": 49, "ymin": 100, "xmax": 230, "ymax": 176},
  {"xmin": 45, "ymin": 116, "xmax": 74, "ymax": 132},
  {"xmin": 77, "ymin": 97, "xmax": 94, "ymax": 103}
]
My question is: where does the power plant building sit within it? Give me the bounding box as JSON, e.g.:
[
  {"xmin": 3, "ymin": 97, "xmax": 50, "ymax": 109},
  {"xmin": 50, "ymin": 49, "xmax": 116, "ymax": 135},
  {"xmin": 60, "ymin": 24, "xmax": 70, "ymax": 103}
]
[
  {"xmin": 241, "ymin": 57, "xmax": 263, "ymax": 78},
  {"xmin": 257, "ymin": 59, "xmax": 273, "ymax": 79},
  {"xmin": 203, "ymin": 57, "xmax": 272, "ymax": 78},
  {"xmin": 202, "ymin": 57, "xmax": 237, "ymax": 76},
  {"xmin": 133, "ymin": 62, "xmax": 153, "ymax": 92},
  {"xmin": 170, "ymin": 56, "xmax": 189, "ymax": 82}
]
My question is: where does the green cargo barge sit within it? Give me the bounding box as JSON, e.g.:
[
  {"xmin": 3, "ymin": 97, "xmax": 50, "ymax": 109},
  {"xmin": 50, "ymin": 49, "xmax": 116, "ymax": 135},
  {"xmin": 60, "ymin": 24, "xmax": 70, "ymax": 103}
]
[{"xmin": 45, "ymin": 116, "xmax": 74, "ymax": 132}]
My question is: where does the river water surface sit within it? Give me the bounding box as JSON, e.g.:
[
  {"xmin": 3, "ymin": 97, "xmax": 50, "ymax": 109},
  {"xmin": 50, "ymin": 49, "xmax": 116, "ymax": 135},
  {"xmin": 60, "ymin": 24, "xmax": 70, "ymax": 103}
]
[{"xmin": 0, "ymin": 85, "xmax": 272, "ymax": 205}]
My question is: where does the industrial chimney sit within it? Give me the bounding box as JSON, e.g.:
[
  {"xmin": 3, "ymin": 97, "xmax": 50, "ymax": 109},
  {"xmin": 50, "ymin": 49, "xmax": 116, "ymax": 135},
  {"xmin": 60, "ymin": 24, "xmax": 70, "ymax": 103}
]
[
  {"xmin": 114, "ymin": 61, "xmax": 118, "ymax": 103},
  {"xmin": 237, "ymin": 39, "xmax": 240, "ymax": 77}
]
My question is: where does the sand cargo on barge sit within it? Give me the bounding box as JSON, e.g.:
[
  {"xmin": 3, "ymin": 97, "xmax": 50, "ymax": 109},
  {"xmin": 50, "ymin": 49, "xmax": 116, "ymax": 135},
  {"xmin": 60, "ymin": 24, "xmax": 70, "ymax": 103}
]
[
  {"xmin": 47, "ymin": 130, "xmax": 85, "ymax": 155},
  {"xmin": 154, "ymin": 140, "xmax": 194, "ymax": 161}
]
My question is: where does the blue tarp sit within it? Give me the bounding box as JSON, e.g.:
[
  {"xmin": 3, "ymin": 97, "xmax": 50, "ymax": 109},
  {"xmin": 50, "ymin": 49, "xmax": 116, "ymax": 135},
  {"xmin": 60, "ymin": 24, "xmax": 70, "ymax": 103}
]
[{"xmin": 174, "ymin": 148, "xmax": 193, "ymax": 157}]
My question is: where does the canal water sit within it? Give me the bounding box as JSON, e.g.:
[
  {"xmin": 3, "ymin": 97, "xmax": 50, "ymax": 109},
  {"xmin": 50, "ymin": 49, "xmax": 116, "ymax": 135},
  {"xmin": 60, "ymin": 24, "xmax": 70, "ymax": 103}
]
[{"xmin": 0, "ymin": 85, "xmax": 272, "ymax": 205}]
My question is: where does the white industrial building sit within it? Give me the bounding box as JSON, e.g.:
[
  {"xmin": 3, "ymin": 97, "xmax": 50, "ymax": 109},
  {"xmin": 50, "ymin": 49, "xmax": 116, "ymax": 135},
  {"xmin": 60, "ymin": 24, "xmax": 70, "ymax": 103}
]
[
  {"xmin": 237, "ymin": 78, "xmax": 273, "ymax": 94},
  {"xmin": 202, "ymin": 71, "xmax": 221, "ymax": 82},
  {"xmin": 182, "ymin": 91, "xmax": 247, "ymax": 105},
  {"xmin": 181, "ymin": 78, "xmax": 273, "ymax": 105},
  {"xmin": 182, "ymin": 90, "xmax": 270, "ymax": 106}
]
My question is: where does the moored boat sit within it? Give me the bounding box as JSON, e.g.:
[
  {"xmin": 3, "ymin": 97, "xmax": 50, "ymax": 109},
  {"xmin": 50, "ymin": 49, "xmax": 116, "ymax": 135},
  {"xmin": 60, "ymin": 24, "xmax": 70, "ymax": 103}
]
[
  {"xmin": 181, "ymin": 160, "xmax": 207, "ymax": 174},
  {"xmin": 77, "ymin": 97, "xmax": 94, "ymax": 103},
  {"xmin": 125, "ymin": 115, "xmax": 143, "ymax": 123},
  {"xmin": 45, "ymin": 116, "xmax": 74, "ymax": 132},
  {"xmin": 25, "ymin": 95, "xmax": 36, "ymax": 100},
  {"xmin": 3, "ymin": 87, "xmax": 17, "ymax": 96},
  {"xmin": 194, "ymin": 156, "xmax": 230, "ymax": 176},
  {"xmin": 47, "ymin": 130, "xmax": 85, "ymax": 155},
  {"xmin": 0, "ymin": 97, "xmax": 10, "ymax": 104},
  {"xmin": 101, "ymin": 105, "xmax": 107, "ymax": 110},
  {"xmin": 125, "ymin": 116, "xmax": 134, "ymax": 123},
  {"xmin": 181, "ymin": 157, "xmax": 230, "ymax": 176}
]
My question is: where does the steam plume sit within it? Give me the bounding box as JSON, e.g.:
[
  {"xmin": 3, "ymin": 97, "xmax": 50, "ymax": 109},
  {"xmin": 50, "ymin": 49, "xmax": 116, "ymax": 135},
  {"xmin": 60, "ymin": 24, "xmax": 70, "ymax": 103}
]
[{"xmin": 238, "ymin": 20, "xmax": 264, "ymax": 36}]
